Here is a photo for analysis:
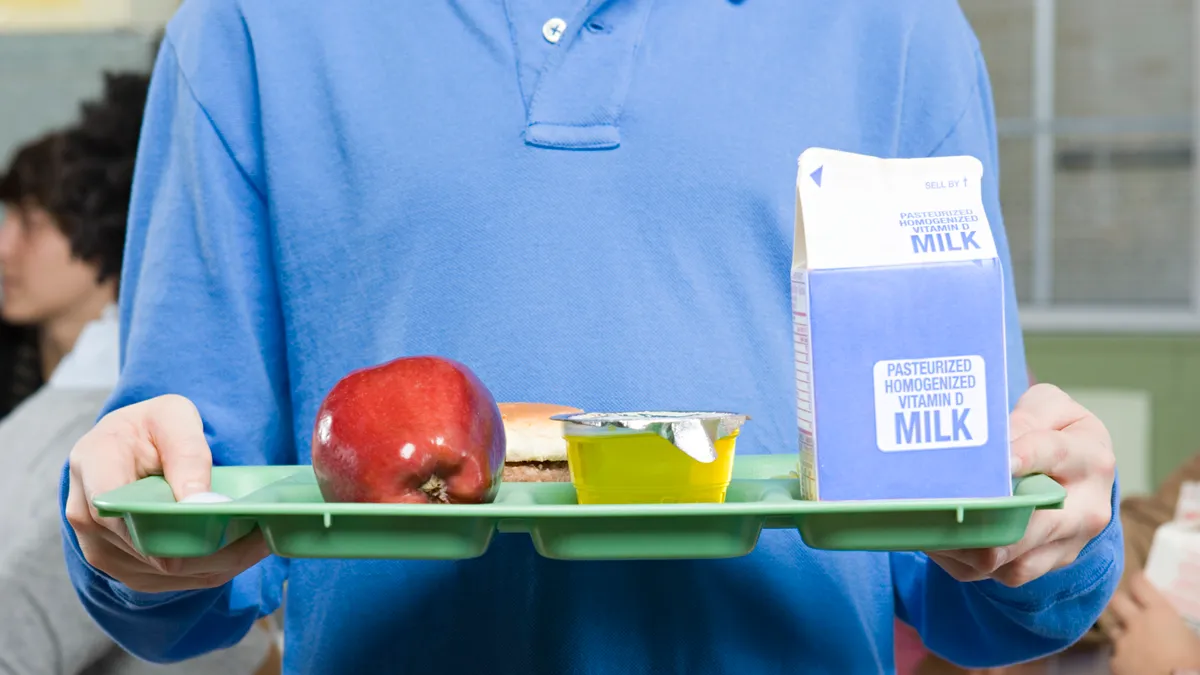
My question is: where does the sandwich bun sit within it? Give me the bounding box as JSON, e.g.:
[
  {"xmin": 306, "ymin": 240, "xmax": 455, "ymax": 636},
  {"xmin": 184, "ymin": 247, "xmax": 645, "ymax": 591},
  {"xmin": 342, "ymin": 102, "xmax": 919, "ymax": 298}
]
[
  {"xmin": 499, "ymin": 403, "xmax": 581, "ymax": 482},
  {"xmin": 498, "ymin": 402, "xmax": 581, "ymax": 463}
]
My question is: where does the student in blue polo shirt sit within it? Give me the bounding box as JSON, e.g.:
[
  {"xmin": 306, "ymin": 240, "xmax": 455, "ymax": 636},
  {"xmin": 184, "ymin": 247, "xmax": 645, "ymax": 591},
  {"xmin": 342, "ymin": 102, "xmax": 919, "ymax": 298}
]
[{"xmin": 61, "ymin": 2, "xmax": 1122, "ymax": 673}]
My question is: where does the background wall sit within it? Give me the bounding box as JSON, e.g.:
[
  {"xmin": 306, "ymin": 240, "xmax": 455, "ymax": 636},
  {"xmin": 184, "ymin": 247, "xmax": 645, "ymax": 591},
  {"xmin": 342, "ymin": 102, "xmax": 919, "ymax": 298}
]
[
  {"xmin": 0, "ymin": 31, "xmax": 156, "ymax": 156},
  {"xmin": 0, "ymin": 0, "xmax": 168, "ymax": 157},
  {"xmin": 966, "ymin": 0, "xmax": 1196, "ymax": 309}
]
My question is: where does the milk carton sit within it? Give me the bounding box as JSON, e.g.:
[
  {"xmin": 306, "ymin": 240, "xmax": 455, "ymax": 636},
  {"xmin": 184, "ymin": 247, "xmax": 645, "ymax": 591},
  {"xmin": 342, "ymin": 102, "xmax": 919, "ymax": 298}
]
[{"xmin": 792, "ymin": 148, "xmax": 1012, "ymax": 501}]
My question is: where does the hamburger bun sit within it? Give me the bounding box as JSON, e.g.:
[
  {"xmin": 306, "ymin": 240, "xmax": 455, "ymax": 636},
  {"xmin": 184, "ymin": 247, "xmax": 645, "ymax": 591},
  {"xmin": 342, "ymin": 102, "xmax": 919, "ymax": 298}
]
[{"xmin": 499, "ymin": 402, "xmax": 581, "ymax": 482}]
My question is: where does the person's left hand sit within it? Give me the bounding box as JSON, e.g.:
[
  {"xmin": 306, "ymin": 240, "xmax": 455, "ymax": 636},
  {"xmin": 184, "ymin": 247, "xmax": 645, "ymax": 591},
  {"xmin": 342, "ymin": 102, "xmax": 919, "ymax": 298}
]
[
  {"xmin": 1109, "ymin": 573, "xmax": 1200, "ymax": 675},
  {"xmin": 925, "ymin": 383, "xmax": 1115, "ymax": 587}
]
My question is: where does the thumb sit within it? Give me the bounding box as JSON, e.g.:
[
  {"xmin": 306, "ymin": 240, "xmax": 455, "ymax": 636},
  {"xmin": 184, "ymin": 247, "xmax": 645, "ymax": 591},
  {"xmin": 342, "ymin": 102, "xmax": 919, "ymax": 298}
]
[{"xmin": 140, "ymin": 394, "xmax": 213, "ymax": 502}]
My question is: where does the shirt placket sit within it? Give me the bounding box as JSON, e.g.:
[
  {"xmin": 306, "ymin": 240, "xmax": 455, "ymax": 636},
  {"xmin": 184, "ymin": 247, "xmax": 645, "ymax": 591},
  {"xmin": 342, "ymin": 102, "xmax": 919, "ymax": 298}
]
[{"xmin": 504, "ymin": 0, "xmax": 657, "ymax": 150}]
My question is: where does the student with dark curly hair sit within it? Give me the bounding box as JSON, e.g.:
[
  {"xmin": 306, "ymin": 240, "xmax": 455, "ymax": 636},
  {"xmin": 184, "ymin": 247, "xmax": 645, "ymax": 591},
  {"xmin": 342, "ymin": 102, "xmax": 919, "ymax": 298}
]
[
  {"xmin": 0, "ymin": 116, "xmax": 131, "ymax": 386},
  {"xmin": 0, "ymin": 64, "xmax": 152, "ymax": 412},
  {"xmin": 0, "ymin": 72, "xmax": 279, "ymax": 675}
]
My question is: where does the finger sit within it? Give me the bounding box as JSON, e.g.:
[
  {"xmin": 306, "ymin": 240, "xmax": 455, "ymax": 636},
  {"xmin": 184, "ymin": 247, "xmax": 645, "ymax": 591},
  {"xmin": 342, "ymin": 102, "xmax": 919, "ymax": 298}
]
[
  {"xmin": 1010, "ymin": 387, "xmax": 1113, "ymax": 482},
  {"xmin": 66, "ymin": 471, "xmax": 153, "ymax": 570},
  {"xmin": 927, "ymin": 547, "xmax": 1010, "ymax": 575},
  {"xmin": 69, "ymin": 430, "xmax": 141, "ymax": 524},
  {"xmin": 1009, "ymin": 383, "xmax": 1107, "ymax": 478},
  {"xmin": 65, "ymin": 466, "xmax": 97, "ymax": 539},
  {"xmin": 926, "ymin": 551, "xmax": 990, "ymax": 582},
  {"xmin": 77, "ymin": 526, "xmax": 187, "ymax": 581},
  {"xmin": 1009, "ymin": 384, "xmax": 1090, "ymax": 440},
  {"xmin": 990, "ymin": 539, "xmax": 1076, "ymax": 588},
  {"xmin": 90, "ymin": 521, "xmax": 145, "ymax": 561},
  {"xmin": 1109, "ymin": 588, "xmax": 1141, "ymax": 627},
  {"xmin": 89, "ymin": 520, "xmax": 202, "ymax": 578},
  {"xmin": 1010, "ymin": 429, "xmax": 1093, "ymax": 481},
  {"xmin": 163, "ymin": 530, "xmax": 271, "ymax": 577},
  {"xmin": 142, "ymin": 395, "xmax": 213, "ymax": 501},
  {"xmin": 76, "ymin": 530, "xmax": 160, "ymax": 584},
  {"xmin": 118, "ymin": 562, "xmax": 237, "ymax": 593},
  {"xmin": 92, "ymin": 528, "xmax": 193, "ymax": 577},
  {"xmin": 932, "ymin": 511, "xmax": 1064, "ymax": 574}
]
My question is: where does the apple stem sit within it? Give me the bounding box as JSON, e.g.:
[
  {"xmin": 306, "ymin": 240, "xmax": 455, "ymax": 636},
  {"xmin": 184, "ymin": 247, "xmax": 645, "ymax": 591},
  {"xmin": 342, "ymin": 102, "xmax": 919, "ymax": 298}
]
[{"xmin": 420, "ymin": 475, "xmax": 450, "ymax": 503}]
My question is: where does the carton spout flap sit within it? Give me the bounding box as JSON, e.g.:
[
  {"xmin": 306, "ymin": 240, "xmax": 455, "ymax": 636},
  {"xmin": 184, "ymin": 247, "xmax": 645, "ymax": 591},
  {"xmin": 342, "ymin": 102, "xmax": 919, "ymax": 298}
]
[{"xmin": 794, "ymin": 148, "xmax": 997, "ymax": 271}]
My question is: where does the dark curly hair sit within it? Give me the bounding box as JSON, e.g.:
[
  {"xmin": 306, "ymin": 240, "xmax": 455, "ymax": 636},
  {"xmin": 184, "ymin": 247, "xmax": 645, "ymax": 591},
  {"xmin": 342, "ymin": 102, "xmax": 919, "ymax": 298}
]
[
  {"xmin": 0, "ymin": 71, "xmax": 150, "ymax": 288},
  {"xmin": 0, "ymin": 131, "xmax": 62, "ymax": 222}
]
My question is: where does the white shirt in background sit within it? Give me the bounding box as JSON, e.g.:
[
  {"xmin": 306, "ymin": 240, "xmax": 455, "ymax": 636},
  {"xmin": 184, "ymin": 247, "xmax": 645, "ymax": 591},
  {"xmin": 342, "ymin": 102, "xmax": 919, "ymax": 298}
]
[{"xmin": 48, "ymin": 303, "xmax": 120, "ymax": 390}]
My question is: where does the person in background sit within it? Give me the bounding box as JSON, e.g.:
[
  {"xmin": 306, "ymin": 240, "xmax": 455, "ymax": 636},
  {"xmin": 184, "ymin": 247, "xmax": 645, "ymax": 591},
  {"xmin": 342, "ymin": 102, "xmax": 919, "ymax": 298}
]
[
  {"xmin": 1103, "ymin": 453, "xmax": 1200, "ymax": 675},
  {"xmin": 0, "ymin": 72, "xmax": 280, "ymax": 675},
  {"xmin": 0, "ymin": 129, "xmax": 120, "ymax": 388}
]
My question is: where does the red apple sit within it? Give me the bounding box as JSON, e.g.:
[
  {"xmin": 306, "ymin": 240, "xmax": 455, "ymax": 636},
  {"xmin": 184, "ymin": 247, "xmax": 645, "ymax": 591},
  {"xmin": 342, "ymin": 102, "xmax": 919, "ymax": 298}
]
[{"xmin": 311, "ymin": 355, "xmax": 506, "ymax": 504}]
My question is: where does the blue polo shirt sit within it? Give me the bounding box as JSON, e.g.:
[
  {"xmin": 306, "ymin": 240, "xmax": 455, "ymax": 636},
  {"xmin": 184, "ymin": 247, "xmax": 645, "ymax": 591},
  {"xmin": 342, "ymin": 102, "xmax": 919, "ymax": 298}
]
[{"xmin": 62, "ymin": 1, "xmax": 1121, "ymax": 672}]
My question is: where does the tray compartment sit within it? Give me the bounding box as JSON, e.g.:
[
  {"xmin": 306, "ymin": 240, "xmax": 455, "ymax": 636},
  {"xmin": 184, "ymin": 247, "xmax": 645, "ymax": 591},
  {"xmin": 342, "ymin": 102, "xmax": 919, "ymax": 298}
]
[
  {"xmin": 126, "ymin": 514, "xmax": 255, "ymax": 558},
  {"xmin": 529, "ymin": 514, "xmax": 764, "ymax": 560},
  {"xmin": 260, "ymin": 513, "xmax": 496, "ymax": 559},
  {"xmin": 797, "ymin": 507, "xmax": 1033, "ymax": 552}
]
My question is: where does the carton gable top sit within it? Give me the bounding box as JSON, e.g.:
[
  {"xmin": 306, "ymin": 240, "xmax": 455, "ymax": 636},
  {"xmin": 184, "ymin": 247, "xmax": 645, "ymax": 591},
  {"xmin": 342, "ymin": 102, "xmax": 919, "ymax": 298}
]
[{"xmin": 794, "ymin": 148, "xmax": 999, "ymax": 271}]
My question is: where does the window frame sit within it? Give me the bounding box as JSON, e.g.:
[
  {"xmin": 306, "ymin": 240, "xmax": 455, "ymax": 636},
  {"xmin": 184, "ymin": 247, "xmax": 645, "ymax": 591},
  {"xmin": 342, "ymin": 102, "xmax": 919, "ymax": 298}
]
[{"xmin": 1005, "ymin": 0, "xmax": 1200, "ymax": 333}]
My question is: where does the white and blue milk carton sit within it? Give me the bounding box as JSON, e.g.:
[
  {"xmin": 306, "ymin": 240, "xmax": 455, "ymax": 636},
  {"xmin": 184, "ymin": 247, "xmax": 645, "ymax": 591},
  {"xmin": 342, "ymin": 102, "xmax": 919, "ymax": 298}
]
[{"xmin": 792, "ymin": 148, "xmax": 1011, "ymax": 501}]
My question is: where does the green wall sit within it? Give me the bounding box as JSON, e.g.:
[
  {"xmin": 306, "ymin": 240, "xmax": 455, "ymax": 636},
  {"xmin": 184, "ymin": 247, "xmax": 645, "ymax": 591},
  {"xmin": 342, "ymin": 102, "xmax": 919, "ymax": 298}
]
[{"xmin": 1025, "ymin": 334, "xmax": 1200, "ymax": 487}]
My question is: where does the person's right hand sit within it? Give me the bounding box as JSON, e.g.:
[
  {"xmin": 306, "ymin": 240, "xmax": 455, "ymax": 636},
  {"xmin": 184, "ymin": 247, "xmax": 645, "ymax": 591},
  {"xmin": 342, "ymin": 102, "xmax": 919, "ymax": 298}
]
[{"xmin": 65, "ymin": 394, "xmax": 271, "ymax": 593}]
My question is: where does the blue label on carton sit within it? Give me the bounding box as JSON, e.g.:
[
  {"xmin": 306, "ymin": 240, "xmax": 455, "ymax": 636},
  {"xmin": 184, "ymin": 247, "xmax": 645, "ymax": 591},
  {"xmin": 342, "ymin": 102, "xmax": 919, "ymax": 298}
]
[{"xmin": 793, "ymin": 148, "xmax": 1011, "ymax": 501}]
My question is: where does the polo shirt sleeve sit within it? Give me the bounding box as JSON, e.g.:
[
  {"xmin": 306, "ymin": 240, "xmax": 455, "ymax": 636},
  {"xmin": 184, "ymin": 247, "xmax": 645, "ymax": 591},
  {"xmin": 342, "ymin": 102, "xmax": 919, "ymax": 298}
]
[
  {"xmin": 889, "ymin": 19, "xmax": 1124, "ymax": 667},
  {"xmin": 59, "ymin": 15, "xmax": 292, "ymax": 664}
]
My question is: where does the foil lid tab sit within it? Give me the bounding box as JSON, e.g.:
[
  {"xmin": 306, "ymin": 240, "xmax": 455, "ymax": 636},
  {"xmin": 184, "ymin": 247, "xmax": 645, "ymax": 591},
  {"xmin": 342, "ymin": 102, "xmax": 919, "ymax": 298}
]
[{"xmin": 552, "ymin": 411, "xmax": 748, "ymax": 463}]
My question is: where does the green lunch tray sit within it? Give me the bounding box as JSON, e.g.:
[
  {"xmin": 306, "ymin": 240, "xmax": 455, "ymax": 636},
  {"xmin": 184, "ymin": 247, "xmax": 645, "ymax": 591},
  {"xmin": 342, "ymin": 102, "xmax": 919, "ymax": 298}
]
[{"xmin": 94, "ymin": 455, "xmax": 1065, "ymax": 561}]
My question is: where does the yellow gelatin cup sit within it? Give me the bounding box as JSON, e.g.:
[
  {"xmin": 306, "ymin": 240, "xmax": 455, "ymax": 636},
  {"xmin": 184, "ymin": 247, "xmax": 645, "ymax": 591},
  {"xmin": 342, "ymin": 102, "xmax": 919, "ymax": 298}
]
[{"xmin": 557, "ymin": 412, "xmax": 746, "ymax": 505}]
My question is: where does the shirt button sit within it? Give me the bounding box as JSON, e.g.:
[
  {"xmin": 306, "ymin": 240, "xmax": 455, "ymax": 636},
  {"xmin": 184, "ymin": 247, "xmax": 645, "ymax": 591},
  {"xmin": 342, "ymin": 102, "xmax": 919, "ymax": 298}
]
[{"xmin": 542, "ymin": 17, "xmax": 567, "ymax": 44}]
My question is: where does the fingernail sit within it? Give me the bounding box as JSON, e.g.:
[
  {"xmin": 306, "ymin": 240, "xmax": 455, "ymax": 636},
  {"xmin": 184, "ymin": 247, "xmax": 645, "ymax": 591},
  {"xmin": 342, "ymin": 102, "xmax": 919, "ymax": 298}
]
[
  {"xmin": 995, "ymin": 547, "xmax": 1012, "ymax": 567},
  {"xmin": 1010, "ymin": 455, "xmax": 1023, "ymax": 475},
  {"xmin": 181, "ymin": 481, "xmax": 206, "ymax": 498}
]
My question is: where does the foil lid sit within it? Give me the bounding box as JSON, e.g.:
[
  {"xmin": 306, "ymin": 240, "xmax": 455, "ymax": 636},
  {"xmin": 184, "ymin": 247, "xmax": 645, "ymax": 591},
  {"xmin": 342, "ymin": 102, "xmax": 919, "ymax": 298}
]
[{"xmin": 552, "ymin": 411, "xmax": 748, "ymax": 463}]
